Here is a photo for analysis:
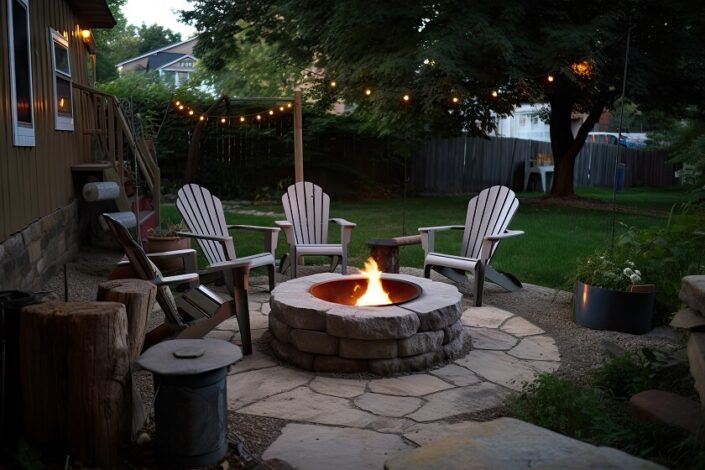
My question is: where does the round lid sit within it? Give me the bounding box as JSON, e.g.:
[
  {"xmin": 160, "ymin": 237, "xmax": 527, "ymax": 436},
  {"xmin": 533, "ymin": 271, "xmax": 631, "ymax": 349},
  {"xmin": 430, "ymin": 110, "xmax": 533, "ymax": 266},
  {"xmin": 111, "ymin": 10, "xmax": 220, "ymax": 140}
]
[{"xmin": 136, "ymin": 339, "xmax": 242, "ymax": 375}]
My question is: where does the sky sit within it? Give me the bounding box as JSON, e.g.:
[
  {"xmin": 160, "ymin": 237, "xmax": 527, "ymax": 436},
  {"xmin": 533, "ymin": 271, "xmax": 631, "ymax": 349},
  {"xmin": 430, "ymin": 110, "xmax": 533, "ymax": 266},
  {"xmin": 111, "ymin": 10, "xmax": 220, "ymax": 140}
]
[{"xmin": 123, "ymin": 0, "xmax": 197, "ymax": 39}]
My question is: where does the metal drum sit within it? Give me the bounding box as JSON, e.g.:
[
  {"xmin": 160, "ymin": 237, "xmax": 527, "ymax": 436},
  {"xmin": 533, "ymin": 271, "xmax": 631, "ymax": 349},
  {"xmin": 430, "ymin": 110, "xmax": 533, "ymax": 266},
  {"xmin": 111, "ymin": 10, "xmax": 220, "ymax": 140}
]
[{"xmin": 137, "ymin": 339, "xmax": 242, "ymax": 468}]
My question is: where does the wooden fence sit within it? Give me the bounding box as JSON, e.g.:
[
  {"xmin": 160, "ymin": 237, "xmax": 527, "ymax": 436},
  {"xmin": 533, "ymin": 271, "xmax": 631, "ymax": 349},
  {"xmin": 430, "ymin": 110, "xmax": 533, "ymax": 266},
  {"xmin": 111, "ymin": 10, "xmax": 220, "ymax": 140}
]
[{"xmin": 411, "ymin": 137, "xmax": 676, "ymax": 194}]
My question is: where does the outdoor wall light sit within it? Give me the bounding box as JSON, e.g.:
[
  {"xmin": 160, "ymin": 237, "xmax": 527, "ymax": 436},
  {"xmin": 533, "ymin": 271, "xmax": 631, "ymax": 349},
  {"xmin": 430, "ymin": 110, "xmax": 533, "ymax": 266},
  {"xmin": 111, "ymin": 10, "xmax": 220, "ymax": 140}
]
[{"xmin": 81, "ymin": 29, "xmax": 92, "ymax": 43}]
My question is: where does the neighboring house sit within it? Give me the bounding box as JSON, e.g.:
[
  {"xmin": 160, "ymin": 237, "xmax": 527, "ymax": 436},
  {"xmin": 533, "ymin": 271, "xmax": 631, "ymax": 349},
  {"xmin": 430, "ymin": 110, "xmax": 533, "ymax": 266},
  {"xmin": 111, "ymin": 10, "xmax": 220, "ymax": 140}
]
[
  {"xmin": 116, "ymin": 38, "xmax": 198, "ymax": 87},
  {"xmin": 1, "ymin": 0, "xmax": 160, "ymax": 291},
  {"xmin": 492, "ymin": 103, "xmax": 588, "ymax": 142}
]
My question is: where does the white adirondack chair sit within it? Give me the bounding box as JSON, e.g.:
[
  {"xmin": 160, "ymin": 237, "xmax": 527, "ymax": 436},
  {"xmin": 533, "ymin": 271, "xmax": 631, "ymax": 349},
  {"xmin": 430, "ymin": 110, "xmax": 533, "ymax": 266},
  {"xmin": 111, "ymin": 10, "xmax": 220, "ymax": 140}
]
[
  {"xmin": 276, "ymin": 181, "xmax": 356, "ymax": 277},
  {"xmin": 176, "ymin": 184, "xmax": 280, "ymax": 290},
  {"xmin": 419, "ymin": 185, "xmax": 524, "ymax": 306}
]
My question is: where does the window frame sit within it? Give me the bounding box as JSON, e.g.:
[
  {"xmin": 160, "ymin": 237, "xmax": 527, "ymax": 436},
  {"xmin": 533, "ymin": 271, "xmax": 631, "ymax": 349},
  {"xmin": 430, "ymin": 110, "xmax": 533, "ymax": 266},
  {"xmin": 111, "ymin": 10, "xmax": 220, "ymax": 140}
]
[
  {"xmin": 7, "ymin": 0, "xmax": 35, "ymax": 146},
  {"xmin": 49, "ymin": 27, "xmax": 73, "ymax": 131}
]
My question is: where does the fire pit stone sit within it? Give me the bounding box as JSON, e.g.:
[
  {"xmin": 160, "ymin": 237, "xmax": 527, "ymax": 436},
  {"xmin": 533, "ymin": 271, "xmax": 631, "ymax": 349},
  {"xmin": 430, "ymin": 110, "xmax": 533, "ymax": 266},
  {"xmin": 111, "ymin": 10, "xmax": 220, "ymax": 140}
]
[{"xmin": 268, "ymin": 273, "xmax": 470, "ymax": 375}]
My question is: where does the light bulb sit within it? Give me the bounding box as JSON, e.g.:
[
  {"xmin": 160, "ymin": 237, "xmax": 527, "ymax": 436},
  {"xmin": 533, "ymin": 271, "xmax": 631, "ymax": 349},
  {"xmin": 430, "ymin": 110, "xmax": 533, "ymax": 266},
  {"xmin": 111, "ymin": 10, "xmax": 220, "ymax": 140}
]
[
  {"xmin": 330, "ymin": 81, "xmax": 337, "ymax": 87},
  {"xmin": 188, "ymin": 110, "xmax": 194, "ymax": 115},
  {"xmin": 365, "ymin": 88, "xmax": 372, "ymax": 96},
  {"xmin": 547, "ymin": 74, "xmax": 555, "ymax": 82},
  {"xmin": 220, "ymin": 117, "xmax": 226, "ymax": 124},
  {"xmin": 402, "ymin": 94, "xmax": 410, "ymax": 102},
  {"xmin": 491, "ymin": 90, "xmax": 498, "ymax": 98},
  {"xmin": 287, "ymin": 103, "xmax": 292, "ymax": 108},
  {"xmin": 240, "ymin": 116, "xmax": 245, "ymax": 122},
  {"xmin": 175, "ymin": 100, "xmax": 181, "ymax": 106},
  {"xmin": 279, "ymin": 106, "xmax": 284, "ymax": 111},
  {"xmin": 256, "ymin": 115, "xmax": 262, "ymax": 120},
  {"xmin": 269, "ymin": 110, "xmax": 274, "ymax": 115},
  {"xmin": 178, "ymin": 105, "xmax": 184, "ymax": 110},
  {"xmin": 452, "ymin": 97, "xmax": 459, "ymax": 103},
  {"xmin": 199, "ymin": 115, "xmax": 205, "ymax": 121}
]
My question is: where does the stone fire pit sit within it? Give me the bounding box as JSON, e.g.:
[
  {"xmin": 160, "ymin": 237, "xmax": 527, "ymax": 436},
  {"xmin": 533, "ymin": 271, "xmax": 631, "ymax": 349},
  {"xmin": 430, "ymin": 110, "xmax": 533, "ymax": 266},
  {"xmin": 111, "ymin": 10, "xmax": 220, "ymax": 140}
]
[{"xmin": 268, "ymin": 273, "xmax": 470, "ymax": 375}]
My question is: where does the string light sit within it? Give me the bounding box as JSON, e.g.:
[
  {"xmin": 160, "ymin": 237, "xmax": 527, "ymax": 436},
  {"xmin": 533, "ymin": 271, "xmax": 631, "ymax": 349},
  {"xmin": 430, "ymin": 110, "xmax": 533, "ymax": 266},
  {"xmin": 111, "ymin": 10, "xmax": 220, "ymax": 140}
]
[
  {"xmin": 330, "ymin": 80, "xmax": 337, "ymax": 87},
  {"xmin": 547, "ymin": 74, "xmax": 555, "ymax": 83},
  {"xmin": 269, "ymin": 110, "xmax": 274, "ymax": 115},
  {"xmin": 220, "ymin": 117, "xmax": 226, "ymax": 124},
  {"xmin": 402, "ymin": 94, "xmax": 410, "ymax": 102},
  {"xmin": 256, "ymin": 114, "xmax": 262, "ymax": 120},
  {"xmin": 239, "ymin": 116, "xmax": 245, "ymax": 122},
  {"xmin": 175, "ymin": 100, "xmax": 181, "ymax": 106},
  {"xmin": 279, "ymin": 106, "xmax": 285, "ymax": 111},
  {"xmin": 452, "ymin": 96, "xmax": 459, "ymax": 103},
  {"xmin": 199, "ymin": 115, "xmax": 205, "ymax": 121},
  {"xmin": 188, "ymin": 110, "xmax": 194, "ymax": 116},
  {"xmin": 365, "ymin": 88, "xmax": 372, "ymax": 96},
  {"xmin": 287, "ymin": 103, "xmax": 292, "ymax": 108},
  {"xmin": 178, "ymin": 105, "xmax": 184, "ymax": 110},
  {"xmin": 491, "ymin": 90, "xmax": 498, "ymax": 98}
]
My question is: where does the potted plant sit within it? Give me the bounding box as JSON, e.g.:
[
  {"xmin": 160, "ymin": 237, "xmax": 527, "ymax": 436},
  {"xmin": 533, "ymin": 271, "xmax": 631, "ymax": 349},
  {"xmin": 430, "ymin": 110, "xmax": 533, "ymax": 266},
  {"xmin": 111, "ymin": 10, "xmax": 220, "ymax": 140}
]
[
  {"xmin": 145, "ymin": 222, "xmax": 191, "ymax": 271},
  {"xmin": 574, "ymin": 252, "xmax": 656, "ymax": 334}
]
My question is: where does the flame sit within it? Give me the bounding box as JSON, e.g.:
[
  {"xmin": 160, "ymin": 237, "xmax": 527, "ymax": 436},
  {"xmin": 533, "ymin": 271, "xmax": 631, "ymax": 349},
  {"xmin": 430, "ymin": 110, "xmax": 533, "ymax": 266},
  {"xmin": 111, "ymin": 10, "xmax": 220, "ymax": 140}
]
[{"xmin": 355, "ymin": 258, "xmax": 392, "ymax": 306}]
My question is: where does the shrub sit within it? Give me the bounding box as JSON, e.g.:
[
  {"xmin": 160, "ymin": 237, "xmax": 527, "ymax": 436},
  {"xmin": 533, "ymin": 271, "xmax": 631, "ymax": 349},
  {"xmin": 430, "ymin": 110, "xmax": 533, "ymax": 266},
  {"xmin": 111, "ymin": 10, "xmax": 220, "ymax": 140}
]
[{"xmin": 593, "ymin": 349, "xmax": 660, "ymax": 400}]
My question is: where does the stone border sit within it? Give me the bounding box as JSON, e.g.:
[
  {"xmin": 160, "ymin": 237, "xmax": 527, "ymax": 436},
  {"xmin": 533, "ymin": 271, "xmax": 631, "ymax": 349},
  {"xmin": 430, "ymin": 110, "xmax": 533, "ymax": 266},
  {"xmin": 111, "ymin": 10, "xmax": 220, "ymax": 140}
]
[{"xmin": 268, "ymin": 273, "xmax": 468, "ymax": 374}]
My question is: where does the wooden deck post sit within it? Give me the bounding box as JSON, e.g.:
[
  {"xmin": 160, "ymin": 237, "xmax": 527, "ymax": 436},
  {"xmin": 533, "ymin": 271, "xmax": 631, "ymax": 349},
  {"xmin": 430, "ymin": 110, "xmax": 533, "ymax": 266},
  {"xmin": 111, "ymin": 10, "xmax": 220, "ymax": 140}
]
[{"xmin": 294, "ymin": 89, "xmax": 304, "ymax": 183}]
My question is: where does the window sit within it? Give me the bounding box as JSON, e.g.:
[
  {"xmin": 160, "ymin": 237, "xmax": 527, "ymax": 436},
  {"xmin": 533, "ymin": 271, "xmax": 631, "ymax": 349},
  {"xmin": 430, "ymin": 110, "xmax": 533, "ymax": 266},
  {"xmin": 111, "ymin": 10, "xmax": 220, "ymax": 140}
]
[
  {"xmin": 50, "ymin": 28, "xmax": 73, "ymax": 131},
  {"xmin": 7, "ymin": 0, "xmax": 34, "ymax": 146}
]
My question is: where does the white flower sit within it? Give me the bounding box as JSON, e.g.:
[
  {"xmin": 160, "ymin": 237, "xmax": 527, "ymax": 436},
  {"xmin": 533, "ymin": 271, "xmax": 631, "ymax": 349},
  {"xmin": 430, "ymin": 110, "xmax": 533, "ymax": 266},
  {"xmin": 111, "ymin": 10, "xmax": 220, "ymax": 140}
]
[
  {"xmin": 635, "ymin": 270, "xmax": 641, "ymax": 276},
  {"xmin": 626, "ymin": 260, "xmax": 635, "ymax": 267},
  {"xmin": 623, "ymin": 267, "xmax": 634, "ymax": 276},
  {"xmin": 630, "ymin": 273, "xmax": 641, "ymax": 283}
]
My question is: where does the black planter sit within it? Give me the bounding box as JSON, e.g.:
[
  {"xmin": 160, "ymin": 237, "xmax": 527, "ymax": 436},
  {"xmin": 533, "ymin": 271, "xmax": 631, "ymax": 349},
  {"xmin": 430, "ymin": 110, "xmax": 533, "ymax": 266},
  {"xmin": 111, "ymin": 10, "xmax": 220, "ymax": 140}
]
[{"xmin": 574, "ymin": 281, "xmax": 655, "ymax": 334}]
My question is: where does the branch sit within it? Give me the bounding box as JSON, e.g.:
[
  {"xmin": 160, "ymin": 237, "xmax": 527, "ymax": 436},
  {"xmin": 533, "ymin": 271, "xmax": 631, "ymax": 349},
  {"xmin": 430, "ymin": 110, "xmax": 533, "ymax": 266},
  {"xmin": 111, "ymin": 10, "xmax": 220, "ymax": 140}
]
[{"xmin": 568, "ymin": 102, "xmax": 605, "ymax": 156}]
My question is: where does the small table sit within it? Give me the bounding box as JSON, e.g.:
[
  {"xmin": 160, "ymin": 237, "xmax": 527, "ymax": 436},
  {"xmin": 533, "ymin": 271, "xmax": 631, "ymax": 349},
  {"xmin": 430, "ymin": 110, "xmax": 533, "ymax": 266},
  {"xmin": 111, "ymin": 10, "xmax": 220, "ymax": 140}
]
[
  {"xmin": 136, "ymin": 339, "xmax": 242, "ymax": 468},
  {"xmin": 367, "ymin": 235, "xmax": 422, "ymax": 273}
]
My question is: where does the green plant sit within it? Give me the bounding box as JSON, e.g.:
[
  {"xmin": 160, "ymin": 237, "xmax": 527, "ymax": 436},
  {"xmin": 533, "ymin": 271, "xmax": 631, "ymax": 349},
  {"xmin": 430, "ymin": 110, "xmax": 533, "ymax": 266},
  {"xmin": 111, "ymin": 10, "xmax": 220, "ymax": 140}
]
[
  {"xmin": 510, "ymin": 373, "xmax": 608, "ymax": 440},
  {"xmin": 575, "ymin": 252, "xmax": 645, "ymax": 291},
  {"xmin": 593, "ymin": 349, "xmax": 660, "ymax": 400},
  {"xmin": 147, "ymin": 221, "xmax": 186, "ymax": 238}
]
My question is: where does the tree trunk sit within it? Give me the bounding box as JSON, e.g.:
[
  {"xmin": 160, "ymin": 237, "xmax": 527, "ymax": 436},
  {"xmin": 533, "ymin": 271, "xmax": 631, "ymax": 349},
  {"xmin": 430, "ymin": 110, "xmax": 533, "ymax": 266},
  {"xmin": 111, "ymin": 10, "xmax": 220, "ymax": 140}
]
[
  {"xmin": 549, "ymin": 92, "xmax": 606, "ymax": 197},
  {"xmin": 20, "ymin": 302, "xmax": 131, "ymax": 468},
  {"xmin": 184, "ymin": 95, "xmax": 230, "ymax": 183},
  {"xmin": 97, "ymin": 279, "xmax": 156, "ymax": 361}
]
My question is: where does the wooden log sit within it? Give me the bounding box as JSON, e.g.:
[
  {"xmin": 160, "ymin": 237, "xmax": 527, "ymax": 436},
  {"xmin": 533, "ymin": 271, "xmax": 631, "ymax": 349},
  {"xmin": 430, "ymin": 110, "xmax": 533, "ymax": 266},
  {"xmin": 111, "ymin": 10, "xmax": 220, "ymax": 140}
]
[
  {"xmin": 97, "ymin": 278, "xmax": 156, "ymax": 361},
  {"xmin": 20, "ymin": 302, "xmax": 131, "ymax": 468}
]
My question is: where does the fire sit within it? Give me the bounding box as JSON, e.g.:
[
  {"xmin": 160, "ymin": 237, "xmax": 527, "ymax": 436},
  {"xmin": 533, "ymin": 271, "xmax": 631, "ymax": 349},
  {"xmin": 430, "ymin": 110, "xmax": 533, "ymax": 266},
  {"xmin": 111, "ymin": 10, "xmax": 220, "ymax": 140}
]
[{"xmin": 355, "ymin": 258, "xmax": 392, "ymax": 306}]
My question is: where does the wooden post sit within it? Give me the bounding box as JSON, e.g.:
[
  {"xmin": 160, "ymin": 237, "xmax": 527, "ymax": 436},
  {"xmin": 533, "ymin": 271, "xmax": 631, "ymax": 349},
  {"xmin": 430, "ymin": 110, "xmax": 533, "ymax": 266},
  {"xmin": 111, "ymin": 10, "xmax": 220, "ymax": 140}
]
[
  {"xmin": 294, "ymin": 89, "xmax": 304, "ymax": 182},
  {"xmin": 96, "ymin": 279, "xmax": 156, "ymax": 361},
  {"xmin": 20, "ymin": 302, "xmax": 131, "ymax": 468}
]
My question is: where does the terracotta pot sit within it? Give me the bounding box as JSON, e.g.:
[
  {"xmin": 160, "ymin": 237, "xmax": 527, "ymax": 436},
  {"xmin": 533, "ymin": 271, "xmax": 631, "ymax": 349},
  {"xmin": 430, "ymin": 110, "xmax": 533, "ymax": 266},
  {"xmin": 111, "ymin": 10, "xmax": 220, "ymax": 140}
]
[
  {"xmin": 145, "ymin": 235, "xmax": 191, "ymax": 271},
  {"xmin": 574, "ymin": 281, "xmax": 655, "ymax": 334}
]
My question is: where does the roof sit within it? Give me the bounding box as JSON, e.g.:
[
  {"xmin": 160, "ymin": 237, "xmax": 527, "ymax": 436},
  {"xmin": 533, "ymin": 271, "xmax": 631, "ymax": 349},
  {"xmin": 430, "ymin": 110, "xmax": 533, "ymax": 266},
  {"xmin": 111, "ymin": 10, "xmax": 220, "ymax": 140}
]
[
  {"xmin": 116, "ymin": 38, "xmax": 198, "ymax": 67},
  {"xmin": 147, "ymin": 52, "xmax": 187, "ymax": 71},
  {"xmin": 157, "ymin": 54, "xmax": 197, "ymax": 71},
  {"xmin": 67, "ymin": 0, "xmax": 116, "ymax": 28}
]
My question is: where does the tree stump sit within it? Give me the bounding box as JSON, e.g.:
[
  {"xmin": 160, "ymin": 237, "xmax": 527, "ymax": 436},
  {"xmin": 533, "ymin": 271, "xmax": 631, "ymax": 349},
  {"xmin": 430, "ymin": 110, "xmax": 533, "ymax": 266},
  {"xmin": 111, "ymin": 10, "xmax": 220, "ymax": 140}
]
[
  {"xmin": 97, "ymin": 279, "xmax": 157, "ymax": 361},
  {"xmin": 20, "ymin": 302, "xmax": 131, "ymax": 468}
]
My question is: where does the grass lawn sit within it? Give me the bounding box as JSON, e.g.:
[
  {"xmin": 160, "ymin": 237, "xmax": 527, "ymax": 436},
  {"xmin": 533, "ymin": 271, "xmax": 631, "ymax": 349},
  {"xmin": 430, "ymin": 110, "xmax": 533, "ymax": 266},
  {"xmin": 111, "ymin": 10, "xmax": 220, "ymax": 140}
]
[{"xmin": 161, "ymin": 187, "xmax": 689, "ymax": 290}]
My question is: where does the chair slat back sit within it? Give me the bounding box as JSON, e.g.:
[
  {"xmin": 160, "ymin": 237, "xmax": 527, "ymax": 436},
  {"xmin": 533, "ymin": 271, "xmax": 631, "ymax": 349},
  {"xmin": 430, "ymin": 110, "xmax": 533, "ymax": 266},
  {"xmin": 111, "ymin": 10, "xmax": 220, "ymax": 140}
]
[
  {"xmin": 103, "ymin": 214, "xmax": 183, "ymax": 327},
  {"xmin": 460, "ymin": 185, "xmax": 519, "ymax": 260},
  {"xmin": 177, "ymin": 184, "xmax": 234, "ymax": 264},
  {"xmin": 282, "ymin": 182, "xmax": 330, "ymax": 244}
]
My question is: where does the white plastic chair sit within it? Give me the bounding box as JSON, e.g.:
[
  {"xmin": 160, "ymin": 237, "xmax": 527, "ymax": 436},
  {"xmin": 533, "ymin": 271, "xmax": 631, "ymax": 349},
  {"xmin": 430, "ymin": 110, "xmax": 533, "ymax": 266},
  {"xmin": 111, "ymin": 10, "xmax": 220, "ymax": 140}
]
[
  {"xmin": 419, "ymin": 185, "xmax": 524, "ymax": 306},
  {"xmin": 276, "ymin": 181, "xmax": 356, "ymax": 277}
]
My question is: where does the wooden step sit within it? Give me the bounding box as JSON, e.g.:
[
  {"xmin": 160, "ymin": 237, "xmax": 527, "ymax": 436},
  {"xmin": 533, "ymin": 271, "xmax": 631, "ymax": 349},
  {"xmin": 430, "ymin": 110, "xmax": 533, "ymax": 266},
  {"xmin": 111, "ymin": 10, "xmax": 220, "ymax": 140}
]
[{"xmin": 629, "ymin": 389, "xmax": 702, "ymax": 433}]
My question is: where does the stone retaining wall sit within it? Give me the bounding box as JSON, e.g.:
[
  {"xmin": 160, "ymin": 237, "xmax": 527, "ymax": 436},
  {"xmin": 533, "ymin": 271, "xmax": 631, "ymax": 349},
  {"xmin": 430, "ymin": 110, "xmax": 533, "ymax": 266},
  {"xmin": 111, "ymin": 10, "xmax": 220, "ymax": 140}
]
[
  {"xmin": 0, "ymin": 202, "xmax": 79, "ymax": 291},
  {"xmin": 269, "ymin": 273, "xmax": 471, "ymax": 375}
]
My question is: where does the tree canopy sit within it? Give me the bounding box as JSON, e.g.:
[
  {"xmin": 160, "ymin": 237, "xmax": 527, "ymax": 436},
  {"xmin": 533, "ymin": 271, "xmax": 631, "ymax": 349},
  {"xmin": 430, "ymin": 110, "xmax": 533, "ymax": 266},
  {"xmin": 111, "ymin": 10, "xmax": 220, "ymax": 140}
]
[{"xmin": 183, "ymin": 0, "xmax": 705, "ymax": 194}]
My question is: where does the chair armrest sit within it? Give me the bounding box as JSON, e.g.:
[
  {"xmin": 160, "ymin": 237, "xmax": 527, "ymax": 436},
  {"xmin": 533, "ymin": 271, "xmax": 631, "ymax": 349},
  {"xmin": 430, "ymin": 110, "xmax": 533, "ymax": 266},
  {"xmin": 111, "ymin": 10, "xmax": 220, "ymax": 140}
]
[
  {"xmin": 329, "ymin": 218, "xmax": 356, "ymax": 228},
  {"xmin": 228, "ymin": 225, "xmax": 280, "ymax": 254},
  {"xmin": 484, "ymin": 229, "xmax": 524, "ymax": 241},
  {"xmin": 418, "ymin": 225, "xmax": 464, "ymax": 254},
  {"xmin": 204, "ymin": 258, "xmax": 252, "ymax": 273},
  {"xmin": 146, "ymin": 249, "xmax": 198, "ymax": 274},
  {"xmin": 153, "ymin": 272, "xmax": 199, "ymax": 287},
  {"xmin": 480, "ymin": 230, "xmax": 523, "ymax": 262},
  {"xmin": 176, "ymin": 231, "xmax": 230, "ymax": 242},
  {"xmin": 275, "ymin": 220, "xmax": 296, "ymax": 245}
]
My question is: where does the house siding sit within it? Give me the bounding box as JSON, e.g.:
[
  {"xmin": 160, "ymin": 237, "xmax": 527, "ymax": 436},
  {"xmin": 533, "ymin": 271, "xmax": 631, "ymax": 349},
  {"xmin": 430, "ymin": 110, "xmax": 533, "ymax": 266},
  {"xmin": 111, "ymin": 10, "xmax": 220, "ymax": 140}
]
[{"xmin": 0, "ymin": 0, "xmax": 94, "ymax": 241}]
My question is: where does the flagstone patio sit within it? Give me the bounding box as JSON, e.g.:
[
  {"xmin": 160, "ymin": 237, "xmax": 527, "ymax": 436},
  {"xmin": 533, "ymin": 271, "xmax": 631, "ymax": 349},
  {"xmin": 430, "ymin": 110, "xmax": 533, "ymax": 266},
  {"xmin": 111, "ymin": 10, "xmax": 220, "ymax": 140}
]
[{"xmin": 208, "ymin": 288, "xmax": 560, "ymax": 469}]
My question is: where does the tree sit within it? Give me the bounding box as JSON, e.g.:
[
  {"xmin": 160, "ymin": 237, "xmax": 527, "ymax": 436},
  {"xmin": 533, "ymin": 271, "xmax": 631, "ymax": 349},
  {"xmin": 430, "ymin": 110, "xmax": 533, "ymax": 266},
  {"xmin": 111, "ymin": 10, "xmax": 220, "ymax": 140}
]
[
  {"xmin": 135, "ymin": 24, "xmax": 182, "ymax": 55},
  {"xmin": 183, "ymin": 0, "xmax": 705, "ymax": 196}
]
